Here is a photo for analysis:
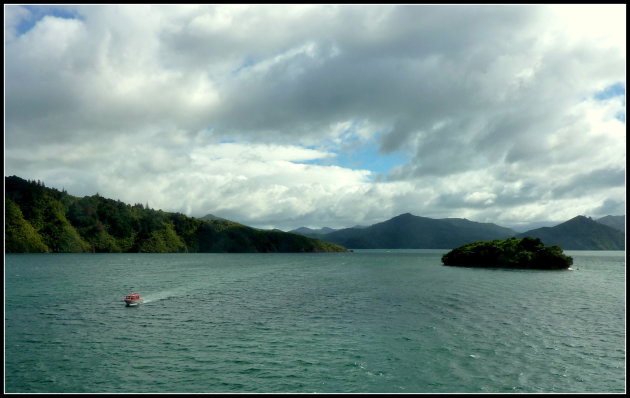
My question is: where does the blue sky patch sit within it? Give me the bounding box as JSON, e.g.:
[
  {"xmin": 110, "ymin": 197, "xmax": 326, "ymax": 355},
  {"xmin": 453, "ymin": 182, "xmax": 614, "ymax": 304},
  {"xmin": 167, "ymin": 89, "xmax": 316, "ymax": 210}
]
[
  {"xmin": 232, "ymin": 56, "xmax": 259, "ymax": 76},
  {"xmin": 333, "ymin": 139, "xmax": 410, "ymax": 177},
  {"xmin": 300, "ymin": 133, "xmax": 411, "ymax": 179},
  {"xmin": 14, "ymin": 5, "xmax": 83, "ymax": 37},
  {"xmin": 594, "ymin": 82, "xmax": 625, "ymax": 101},
  {"xmin": 614, "ymin": 111, "xmax": 625, "ymax": 123},
  {"xmin": 593, "ymin": 82, "xmax": 626, "ymax": 122}
]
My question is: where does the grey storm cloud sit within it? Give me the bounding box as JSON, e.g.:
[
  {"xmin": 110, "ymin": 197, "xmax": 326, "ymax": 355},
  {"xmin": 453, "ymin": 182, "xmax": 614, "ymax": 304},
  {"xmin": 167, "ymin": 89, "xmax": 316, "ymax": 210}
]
[
  {"xmin": 4, "ymin": 4, "xmax": 626, "ymax": 230},
  {"xmin": 552, "ymin": 168, "xmax": 626, "ymax": 198},
  {"xmin": 205, "ymin": 6, "xmax": 538, "ymax": 139}
]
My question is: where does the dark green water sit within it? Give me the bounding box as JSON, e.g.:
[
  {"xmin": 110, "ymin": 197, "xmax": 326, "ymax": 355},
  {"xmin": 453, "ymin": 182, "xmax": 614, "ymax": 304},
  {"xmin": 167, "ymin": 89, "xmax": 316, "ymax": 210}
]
[{"xmin": 4, "ymin": 250, "xmax": 625, "ymax": 393}]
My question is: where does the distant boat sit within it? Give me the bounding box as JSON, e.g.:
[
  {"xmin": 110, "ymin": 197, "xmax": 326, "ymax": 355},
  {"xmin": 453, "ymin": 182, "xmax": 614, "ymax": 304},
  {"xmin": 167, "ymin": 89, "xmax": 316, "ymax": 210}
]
[{"xmin": 124, "ymin": 293, "xmax": 143, "ymax": 307}]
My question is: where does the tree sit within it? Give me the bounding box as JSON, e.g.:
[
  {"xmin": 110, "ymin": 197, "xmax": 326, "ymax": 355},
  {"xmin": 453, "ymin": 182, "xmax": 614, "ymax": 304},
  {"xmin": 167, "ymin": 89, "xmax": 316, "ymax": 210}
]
[{"xmin": 5, "ymin": 199, "xmax": 50, "ymax": 253}]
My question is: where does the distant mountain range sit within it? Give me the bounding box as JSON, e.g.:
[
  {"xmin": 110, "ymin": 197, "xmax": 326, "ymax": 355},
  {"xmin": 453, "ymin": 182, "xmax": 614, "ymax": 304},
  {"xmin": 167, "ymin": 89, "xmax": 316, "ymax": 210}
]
[
  {"xmin": 8, "ymin": 174, "xmax": 622, "ymax": 253},
  {"xmin": 199, "ymin": 213, "xmax": 229, "ymax": 222},
  {"xmin": 322, "ymin": 213, "xmax": 516, "ymax": 249},
  {"xmin": 290, "ymin": 226, "xmax": 338, "ymax": 235},
  {"xmin": 596, "ymin": 215, "xmax": 625, "ymax": 234},
  {"xmin": 515, "ymin": 215, "xmax": 625, "ymax": 250},
  {"xmin": 291, "ymin": 213, "xmax": 625, "ymax": 250}
]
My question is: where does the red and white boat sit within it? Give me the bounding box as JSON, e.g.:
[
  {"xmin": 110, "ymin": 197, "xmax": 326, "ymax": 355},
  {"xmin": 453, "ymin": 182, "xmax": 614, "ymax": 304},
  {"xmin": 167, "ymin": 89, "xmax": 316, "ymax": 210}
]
[{"xmin": 124, "ymin": 293, "xmax": 143, "ymax": 306}]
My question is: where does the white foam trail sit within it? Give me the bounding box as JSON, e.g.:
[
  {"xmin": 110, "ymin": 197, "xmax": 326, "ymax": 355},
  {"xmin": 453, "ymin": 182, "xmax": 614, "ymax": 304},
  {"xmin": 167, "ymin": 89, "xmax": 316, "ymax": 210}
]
[
  {"xmin": 141, "ymin": 289, "xmax": 183, "ymax": 304},
  {"xmin": 129, "ymin": 279, "xmax": 209, "ymax": 304}
]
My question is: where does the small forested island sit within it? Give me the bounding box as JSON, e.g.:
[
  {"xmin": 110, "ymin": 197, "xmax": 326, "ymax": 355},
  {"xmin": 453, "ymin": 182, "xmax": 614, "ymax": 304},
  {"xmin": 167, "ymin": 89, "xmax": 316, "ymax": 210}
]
[
  {"xmin": 441, "ymin": 237, "xmax": 573, "ymax": 269},
  {"xmin": 5, "ymin": 176, "xmax": 347, "ymax": 253}
]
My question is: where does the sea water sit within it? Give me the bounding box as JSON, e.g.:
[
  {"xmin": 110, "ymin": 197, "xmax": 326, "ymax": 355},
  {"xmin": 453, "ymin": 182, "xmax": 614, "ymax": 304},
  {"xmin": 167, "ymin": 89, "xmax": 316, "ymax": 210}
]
[{"xmin": 4, "ymin": 250, "xmax": 625, "ymax": 393}]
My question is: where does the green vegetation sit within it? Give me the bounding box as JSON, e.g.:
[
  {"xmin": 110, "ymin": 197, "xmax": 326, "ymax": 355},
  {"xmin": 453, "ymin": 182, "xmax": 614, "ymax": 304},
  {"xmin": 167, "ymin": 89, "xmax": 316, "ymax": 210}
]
[
  {"xmin": 5, "ymin": 198, "xmax": 50, "ymax": 253},
  {"xmin": 4, "ymin": 176, "xmax": 348, "ymax": 253},
  {"xmin": 441, "ymin": 237, "xmax": 573, "ymax": 269}
]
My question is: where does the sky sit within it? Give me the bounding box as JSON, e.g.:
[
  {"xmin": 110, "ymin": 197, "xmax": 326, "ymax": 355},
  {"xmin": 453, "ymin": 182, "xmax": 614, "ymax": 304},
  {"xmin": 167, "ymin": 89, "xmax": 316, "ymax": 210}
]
[{"xmin": 4, "ymin": 4, "xmax": 626, "ymax": 231}]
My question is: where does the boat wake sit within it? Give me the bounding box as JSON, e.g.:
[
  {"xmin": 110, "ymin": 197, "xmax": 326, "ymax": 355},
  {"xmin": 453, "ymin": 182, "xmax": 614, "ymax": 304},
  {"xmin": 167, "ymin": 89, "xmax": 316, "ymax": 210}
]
[
  {"xmin": 141, "ymin": 289, "xmax": 184, "ymax": 304},
  {"xmin": 126, "ymin": 280, "xmax": 209, "ymax": 305}
]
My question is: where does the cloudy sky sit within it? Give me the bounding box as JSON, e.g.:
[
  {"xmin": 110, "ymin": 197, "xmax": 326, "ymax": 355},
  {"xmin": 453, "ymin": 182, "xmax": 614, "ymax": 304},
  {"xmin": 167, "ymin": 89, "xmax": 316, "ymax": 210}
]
[{"xmin": 4, "ymin": 4, "xmax": 626, "ymax": 231}]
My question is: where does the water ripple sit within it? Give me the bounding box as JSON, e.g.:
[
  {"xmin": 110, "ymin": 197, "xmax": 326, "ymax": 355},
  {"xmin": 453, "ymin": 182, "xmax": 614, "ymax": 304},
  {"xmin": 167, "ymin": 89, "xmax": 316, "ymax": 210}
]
[{"xmin": 4, "ymin": 251, "xmax": 626, "ymax": 393}]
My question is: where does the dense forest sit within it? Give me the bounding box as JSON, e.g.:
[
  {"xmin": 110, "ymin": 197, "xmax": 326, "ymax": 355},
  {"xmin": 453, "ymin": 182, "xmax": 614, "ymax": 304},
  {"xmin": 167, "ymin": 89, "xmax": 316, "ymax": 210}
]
[
  {"xmin": 441, "ymin": 237, "xmax": 574, "ymax": 269},
  {"xmin": 4, "ymin": 176, "xmax": 347, "ymax": 253}
]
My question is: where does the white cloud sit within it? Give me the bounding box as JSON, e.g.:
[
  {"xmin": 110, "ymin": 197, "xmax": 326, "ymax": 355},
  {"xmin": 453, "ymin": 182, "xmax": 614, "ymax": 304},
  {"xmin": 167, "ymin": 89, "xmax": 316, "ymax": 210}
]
[
  {"xmin": 5, "ymin": 4, "xmax": 626, "ymax": 230},
  {"xmin": 547, "ymin": 4, "xmax": 625, "ymax": 56}
]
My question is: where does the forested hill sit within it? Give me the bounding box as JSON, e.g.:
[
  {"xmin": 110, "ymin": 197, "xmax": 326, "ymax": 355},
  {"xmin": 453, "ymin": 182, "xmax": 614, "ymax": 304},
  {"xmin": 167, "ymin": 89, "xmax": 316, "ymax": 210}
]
[{"xmin": 4, "ymin": 176, "xmax": 347, "ymax": 253}]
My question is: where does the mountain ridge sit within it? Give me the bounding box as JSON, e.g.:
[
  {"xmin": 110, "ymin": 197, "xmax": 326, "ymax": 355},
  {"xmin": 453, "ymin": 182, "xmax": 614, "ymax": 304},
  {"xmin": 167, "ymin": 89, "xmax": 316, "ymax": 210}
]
[
  {"xmin": 4, "ymin": 176, "xmax": 347, "ymax": 253},
  {"xmin": 596, "ymin": 215, "xmax": 625, "ymax": 234},
  {"xmin": 291, "ymin": 213, "xmax": 625, "ymax": 250},
  {"xmin": 317, "ymin": 213, "xmax": 517, "ymax": 249},
  {"xmin": 198, "ymin": 213, "xmax": 229, "ymax": 222},
  {"xmin": 290, "ymin": 226, "xmax": 338, "ymax": 236},
  {"xmin": 515, "ymin": 215, "xmax": 625, "ymax": 250},
  {"xmin": 6, "ymin": 175, "xmax": 624, "ymax": 252}
]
